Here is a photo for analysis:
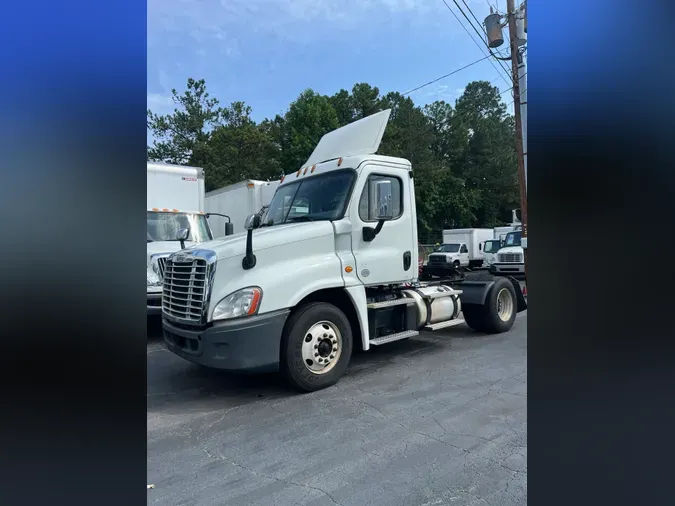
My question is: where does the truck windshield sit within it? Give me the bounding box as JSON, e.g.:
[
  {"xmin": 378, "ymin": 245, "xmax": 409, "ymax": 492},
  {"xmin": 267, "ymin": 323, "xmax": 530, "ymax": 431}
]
[
  {"xmin": 263, "ymin": 170, "xmax": 354, "ymax": 227},
  {"xmin": 436, "ymin": 244, "xmax": 460, "ymax": 253},
  {"xmin": 504, "ymin": 231, "xmax": 522, "ymax": 246},
  {"xmin": 484, "ymin": 240, "xmax": 501, "ymax": 253},
  {"xmin": 147, "ymin": 212, "xmax": 213, "ymax": 243}
]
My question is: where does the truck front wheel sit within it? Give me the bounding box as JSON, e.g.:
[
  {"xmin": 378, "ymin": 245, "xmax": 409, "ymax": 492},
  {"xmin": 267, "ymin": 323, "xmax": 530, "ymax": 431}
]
[
  {"xmin": 280, "ymin": 302, "xmax": 353, "ymax": 392},
  {"xmin": 463, "ymin": 277, "xmax": 517, "ymax": 333}
]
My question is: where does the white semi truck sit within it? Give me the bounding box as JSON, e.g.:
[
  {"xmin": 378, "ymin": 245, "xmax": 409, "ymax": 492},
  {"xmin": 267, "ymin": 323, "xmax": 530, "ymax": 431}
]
[
  {"xmin": 160, "ymin": 111, "xmax": 527, "ymax": 391},
  {"xmin": 205, "ymin": 179, "xmax": 280, "ymax": 238},
  {"xmin": 490, "ymin": 229, "xmax": 525, "ymax": 276},
  {"xmin": 146, "ymin": 162, "xmax": 231, "ymax": 315}
]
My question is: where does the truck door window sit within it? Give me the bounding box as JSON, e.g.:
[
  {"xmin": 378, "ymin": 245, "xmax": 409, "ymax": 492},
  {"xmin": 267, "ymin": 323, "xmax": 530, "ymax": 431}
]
[
  {"xmin": 460, "ymin": 244, "xmax": 468, "ymax": 253},
  {"xmin": 359, "ymin": 174, "xmax": 403, "ymax": 222}
]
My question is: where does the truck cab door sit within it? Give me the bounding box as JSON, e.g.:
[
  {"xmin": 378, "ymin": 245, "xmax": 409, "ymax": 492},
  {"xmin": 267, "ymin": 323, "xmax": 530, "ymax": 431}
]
[
  {"xmin": 349, "ymin": 164, "xmax": 414, "ymax": 285},
  {"xmin": 460, "ymin": 243, "xmax": 470, "ymax": 266}
]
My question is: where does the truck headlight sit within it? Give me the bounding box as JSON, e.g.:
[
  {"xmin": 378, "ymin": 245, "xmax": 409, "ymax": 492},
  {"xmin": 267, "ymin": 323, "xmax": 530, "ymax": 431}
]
[
  {"xmin": 212, "ymin": 287, "xmax": 262, "ymax": 321},
  {"xmin": 147, "ymin": 269, "xmax": 161, "ymax": 287}
]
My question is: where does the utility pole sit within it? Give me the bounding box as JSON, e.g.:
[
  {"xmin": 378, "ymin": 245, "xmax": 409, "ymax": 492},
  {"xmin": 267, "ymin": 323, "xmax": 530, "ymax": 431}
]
[{"xmin": 506, "ymin": 0, "xmax": 528, "ymax": 277}]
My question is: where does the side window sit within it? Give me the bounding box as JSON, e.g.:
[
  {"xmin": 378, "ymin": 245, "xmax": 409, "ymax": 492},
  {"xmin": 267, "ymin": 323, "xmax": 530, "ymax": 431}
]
[
  {"xmin": 358, "ymin": 174, "xmax": 403, "ymax": 222},
  {"xmin": 460, "ymin": 244, "xmax": 468, "ymax": 253}
]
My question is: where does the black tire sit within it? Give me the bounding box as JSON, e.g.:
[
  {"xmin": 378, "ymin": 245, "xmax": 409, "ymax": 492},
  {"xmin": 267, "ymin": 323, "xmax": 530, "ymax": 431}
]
[
  {"xmin": 462, "ymin": 304, "xmax": 487, "ymax": 332},
  {"xmin": 463, "ymin": 278, "xmax": 517, "ymax": 334},
  {"xmin": 280, "ymin": 302, "xmax": 353, "ymax": 392},
  {"xmin": 452, "ymin": 260, "xmax": 460, "ymax": 269}
]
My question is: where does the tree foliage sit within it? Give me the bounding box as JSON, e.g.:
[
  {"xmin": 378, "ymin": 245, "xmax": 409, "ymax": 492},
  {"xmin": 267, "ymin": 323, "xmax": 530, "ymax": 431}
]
[{"xmin": 148, "ymin": 77, "xmax": 520, "ymax": 236}]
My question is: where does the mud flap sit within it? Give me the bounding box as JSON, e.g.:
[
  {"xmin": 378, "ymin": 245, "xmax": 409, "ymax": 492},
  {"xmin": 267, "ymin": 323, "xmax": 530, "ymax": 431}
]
[{"xmin": 505, "ymin": 275, "xmax": 527, "ymax": 312}]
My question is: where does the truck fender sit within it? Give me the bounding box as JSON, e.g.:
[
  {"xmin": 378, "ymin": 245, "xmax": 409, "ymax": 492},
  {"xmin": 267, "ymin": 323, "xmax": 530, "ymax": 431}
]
[
  {"xmin": 459, "ymin": 276, "xmax": 527, "ymax": 313},
  {"xmin": 343, "ymin": 285, "xmax": 370, "ymax": 351}
]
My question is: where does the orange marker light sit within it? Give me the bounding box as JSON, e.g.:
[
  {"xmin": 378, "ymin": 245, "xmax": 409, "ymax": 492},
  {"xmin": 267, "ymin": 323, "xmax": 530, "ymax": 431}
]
[
  {"xmin": 247, "ymin": 289, "xmax": 261, "ymax": 315},
  {"xmin": 303, "ymin": 167, "xmax": 308, "ymax": 175},
  {"xmin": 337, "ymin": 157, "xmax": 343, "ymax": 166},
  {"xmin": 152, "ymin": 208, "xmax": 159, "ymax": 211},
  {"xmin": 172, "ymin": 209, "xmax": 179, "ymax": 212},
  {"xmin": 247, "ymin": 183, "xmax": 255, "ymax": 188},
  {"xmin": 296, "ymin": 169, "xmax": 301, "ymax": 177},
  {"xmin": 345, "ymin": 266, "xmax": 353, "ymax": 273},
  {"xmin": 311, "ymin": 164, "xmax": 316, "ymax": 173},
  {"xmin": 280, "ymin": 175, "xmax": 285, "ymax": 183},
  {"xmin": 162, "ymin": 208, "xmax": 169, "ymax": 212}
]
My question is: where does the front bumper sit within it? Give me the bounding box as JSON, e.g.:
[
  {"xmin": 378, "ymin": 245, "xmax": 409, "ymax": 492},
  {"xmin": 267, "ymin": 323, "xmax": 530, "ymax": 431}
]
[
  {"xmin": 162, "ymin": 309, "xmax": 290, "ymax": 373},
  {"xmin": 490, "ymin": 263, "xmax": 525, "ymax": 275},
  {"xmin": 422, "ymin": 263, "xmax": 457, "ymax": 277},
  {"xmin": 147, "ymin": 292, "xmax": 162, "ymax": 315}
]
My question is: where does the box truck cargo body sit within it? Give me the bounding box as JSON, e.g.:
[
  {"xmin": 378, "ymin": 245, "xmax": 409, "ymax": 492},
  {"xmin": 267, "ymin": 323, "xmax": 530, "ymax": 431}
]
[
  {"xmin": 441, "ymin": 228, "xmax": 494, "ymax": 268},
  {"xmin": 205, "ymin": 180, "xmax": 280, "ymax": 238}
]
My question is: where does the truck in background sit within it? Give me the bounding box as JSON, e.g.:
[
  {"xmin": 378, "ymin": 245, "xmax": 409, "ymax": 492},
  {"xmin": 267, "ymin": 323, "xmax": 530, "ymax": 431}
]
[
  {"xmin": 160, "ymin": 110, "xmax": 526, "ymax": 392},
  {"xmin": 490, "ymin": 229, "xmax": 525, "ymax": 276},
  {"xmin": 481, "ymin": 238, "xmax": 503, "ymax": 268},
  {"xmin": 205, "ymin": 180, "xmax": 280, "ymax": 238},
  {"xmin": 424, "ymin": 228, "xmax": 493, "ymax": 276},
  {"xmin": 147, "ymin": 162, "xmax": 230, "ymax": 316}
]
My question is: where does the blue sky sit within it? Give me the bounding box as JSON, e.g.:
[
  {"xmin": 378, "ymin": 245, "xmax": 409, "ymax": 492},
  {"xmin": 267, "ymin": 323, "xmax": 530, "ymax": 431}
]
[{"xmin": 147, "ymin": 0, "xmax": 516, "ymax": 136}]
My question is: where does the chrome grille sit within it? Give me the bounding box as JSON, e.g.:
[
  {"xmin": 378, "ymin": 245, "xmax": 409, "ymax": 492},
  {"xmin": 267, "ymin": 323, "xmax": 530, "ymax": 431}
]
[
  {"xmin": 155, "ymin": 257, "xmax": 167, "ymax": 279},
  {"xmin": 162, "ymin": 256, "xmax": 210, "ymax": 323},
  {"xmin": 498, "ymin": 252, "xmax": 523, "ymax": 263}
]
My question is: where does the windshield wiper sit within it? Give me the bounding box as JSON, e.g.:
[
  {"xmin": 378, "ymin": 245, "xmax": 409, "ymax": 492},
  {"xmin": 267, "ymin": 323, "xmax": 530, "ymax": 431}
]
[{"xmin": 286, "ymin": 216, "xmax": 315, "ymax": 223}]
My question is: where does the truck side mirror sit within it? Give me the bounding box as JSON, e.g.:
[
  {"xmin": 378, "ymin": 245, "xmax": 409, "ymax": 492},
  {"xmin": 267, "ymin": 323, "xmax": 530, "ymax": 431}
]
[
  {"xmin": 244, "ymin": 214, "xmax": 261, "ymax": 230},
  {"xmin": 225, "ymin": 222, "xmax": 234, "ymax": 236},
  {"xmin": 177, "ymin": 228, "xmax": 189, "ymax": 249},
  {"xmin": 242, "ymin": 214, "xmax": 260, "ymax": 270},
  {"xmin": 363, "ymin": 180, "xmax": 393, "ymax": 242},
  {"xmin": 371, "ymin": 180, "xmax": 394, "ymax": 221}
]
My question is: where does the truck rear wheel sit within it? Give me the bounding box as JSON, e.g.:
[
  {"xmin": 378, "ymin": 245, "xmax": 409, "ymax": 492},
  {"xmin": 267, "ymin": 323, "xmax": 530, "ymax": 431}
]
[
  {"xmin": 463, "ymin": 278, "xmax": 517, "ymax": 333},
  {"xmin": 280, "ymin": 302, "xmax": 353, "ymax": 392}
]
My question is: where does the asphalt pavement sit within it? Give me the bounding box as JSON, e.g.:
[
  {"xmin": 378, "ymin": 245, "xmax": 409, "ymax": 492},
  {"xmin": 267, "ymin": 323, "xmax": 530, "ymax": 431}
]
[{"xmin": 147, "ymin": 308, "xmax": 527, "ymax": 506}]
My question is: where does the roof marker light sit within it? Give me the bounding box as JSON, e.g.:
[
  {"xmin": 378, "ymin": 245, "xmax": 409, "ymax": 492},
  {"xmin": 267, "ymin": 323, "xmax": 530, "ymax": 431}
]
[
  {"xmin": 311, "ymin": 165, "xmax": 316, "ymax": 173},
  {"xmin": 337, "ymin": 157, "xmax": 343, "ymax": 167}
]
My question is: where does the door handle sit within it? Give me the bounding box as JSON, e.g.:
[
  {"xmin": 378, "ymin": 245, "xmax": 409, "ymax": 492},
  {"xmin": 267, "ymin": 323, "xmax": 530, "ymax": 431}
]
[{"xmin": 403, "ymin": 251, "xmax": 411, "ymax": 270}]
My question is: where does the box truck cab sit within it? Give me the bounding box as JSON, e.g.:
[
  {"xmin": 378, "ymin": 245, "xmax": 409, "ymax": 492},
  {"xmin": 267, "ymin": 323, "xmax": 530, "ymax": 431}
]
[
  {"xmin": 482, "ymin": 239, "xmax": 502, "ymax": 267},
  {"xmin": 160, "ymin": 110, "xmax": 526, "ymax": 392},
  {"xmin": 147, "ymin": 162, "xmax": 219, "ymax": 315}
]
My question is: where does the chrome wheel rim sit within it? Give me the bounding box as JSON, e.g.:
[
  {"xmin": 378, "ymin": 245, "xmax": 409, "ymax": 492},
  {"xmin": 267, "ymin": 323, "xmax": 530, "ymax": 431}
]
[
  {"xmin": 301, "ymin": 320, "xmax": 342, "ymax": 375},
  {"xmin": 496, "ymin": 288, "xmax": 514, "ymax": 322}
]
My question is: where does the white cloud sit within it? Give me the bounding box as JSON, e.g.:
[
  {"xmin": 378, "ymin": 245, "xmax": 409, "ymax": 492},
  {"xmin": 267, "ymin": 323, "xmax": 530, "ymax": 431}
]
[
  {"xmin": 148, "ymin": 0, "xmax": 446, "ymax": 50},
  {"xmin": 147, "ymin": 93, "xmax": 175, "ymax": 113}
]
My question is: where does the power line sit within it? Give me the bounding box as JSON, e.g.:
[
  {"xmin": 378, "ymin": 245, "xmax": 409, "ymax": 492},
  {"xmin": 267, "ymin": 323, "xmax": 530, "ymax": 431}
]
[
  {"xmin": 402, "ymin": 55, "xmax": 492, "ymax": 96},
  {"xmin": 406, "ymin": 82, "xmax": 523, "ymax": 144},
  {"xmin": 439, "ymin": 0, "xmax": 511, "ymax": 87}
]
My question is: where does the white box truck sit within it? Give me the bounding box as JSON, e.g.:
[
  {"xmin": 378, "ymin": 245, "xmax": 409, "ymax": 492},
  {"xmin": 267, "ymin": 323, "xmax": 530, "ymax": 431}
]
[
  {"xmin": 159, "ymin": 110, "xmax": 526, "ymax": 392},
  {"xmin": 205, "ymin": 180, "xmax": 280, "ymax": 238},
  {"xmin": 426, "ymin": 228, "xmax": 493, "ymax": 271},
  {"xmin": 147, "ymin": 162, "xmax": 231, "ymax": 316}
]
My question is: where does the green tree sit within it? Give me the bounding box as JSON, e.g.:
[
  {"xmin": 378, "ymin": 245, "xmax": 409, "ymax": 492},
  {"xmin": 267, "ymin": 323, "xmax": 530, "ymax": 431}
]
[
  {"xmin": 147, "ymin": 78, "xmax": 223, "ymax": 166},
  {"xmin": 280, "ymin": 89, "xmax": 340, "ymax": 170},
  {"xmin": 205, "ymin": 102, "xmax": 281, "ymax": 190}
]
